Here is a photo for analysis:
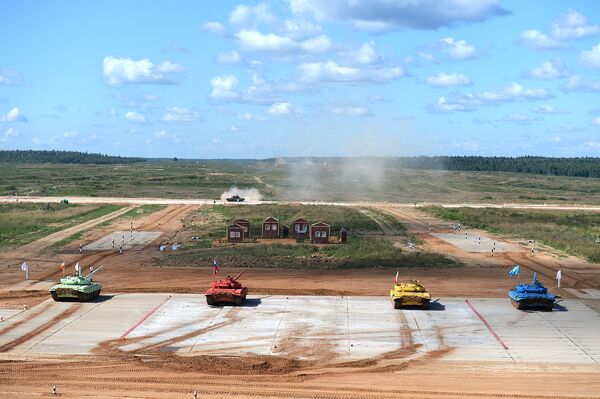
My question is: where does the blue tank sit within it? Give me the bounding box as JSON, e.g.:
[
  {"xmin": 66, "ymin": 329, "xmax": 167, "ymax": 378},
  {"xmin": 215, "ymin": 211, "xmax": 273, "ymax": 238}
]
[{"xmin": 509, "ymin": 273, "xmax": 557, "ymax": 311}]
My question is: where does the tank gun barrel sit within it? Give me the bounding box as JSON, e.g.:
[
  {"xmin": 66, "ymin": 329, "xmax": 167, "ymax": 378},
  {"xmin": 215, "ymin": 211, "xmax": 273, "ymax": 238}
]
[
  {"xmin": 85, "ymin": 265, "xmax": 104, "ymax": 279},
  {"xmin": 233, "ymin": 271, "xmax": 245, "ymax": 281}
]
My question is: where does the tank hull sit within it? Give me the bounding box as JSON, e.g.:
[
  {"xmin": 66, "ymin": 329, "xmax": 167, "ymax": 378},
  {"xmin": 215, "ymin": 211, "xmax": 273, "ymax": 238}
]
[
  {"xmin": 205, "ymin": 287, "xmax": 248, "ymax": 306},
  {"xmin": 392, "ymin": 295, "xmax": 430, "ymax": 309},
  {"xmin": 511, "ymin": 297, "xmax": 554, "ymax": 311},
  {"xmin": 49, "ymin": 282, "xmax": 102, "ymax": 302},
  {"xmin": 50, "ymin": 287, "xmax": 101, "ymax": 302}
]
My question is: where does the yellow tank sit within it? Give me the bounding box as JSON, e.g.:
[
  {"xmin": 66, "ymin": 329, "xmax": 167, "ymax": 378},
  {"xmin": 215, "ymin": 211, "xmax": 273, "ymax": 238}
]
[{"xmin": 390, "ymin": 280, "xmax": 431, "ymax": 309}]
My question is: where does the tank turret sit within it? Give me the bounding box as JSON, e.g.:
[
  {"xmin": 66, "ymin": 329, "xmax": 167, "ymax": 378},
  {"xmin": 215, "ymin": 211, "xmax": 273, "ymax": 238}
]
[
  {"xmin": 509, "ymin": 272, "xmax": 557, "ymax": 311},
  {"xmin": 205, "ymin": 271, "xmax": 248, "ymax": 306},
  {"xmin": 49, "ymin": 266, "xmax": 103, "ymax": 301},
  {"xmin": 390, "ymin": 279, "xmax": 431, "ymax": 309}
]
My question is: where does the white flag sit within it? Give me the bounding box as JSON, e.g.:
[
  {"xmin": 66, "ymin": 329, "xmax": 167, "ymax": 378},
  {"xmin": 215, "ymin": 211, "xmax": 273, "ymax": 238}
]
[
  {"xmin": 556, "ymin": 270, "xmax": 562, "ymax": 280},
  {"xmin": 20, "ymin": 262, "xmax": 28, "ymax": 271},
  {"xmin": 75, "ymin": 262, "xmax": 80, "ymax": 271}
]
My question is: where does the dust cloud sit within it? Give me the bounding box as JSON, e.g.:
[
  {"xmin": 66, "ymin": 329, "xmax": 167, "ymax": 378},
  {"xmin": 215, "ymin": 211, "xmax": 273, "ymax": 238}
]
[{"xmin": 220, "ymin": 186, "xmax": 263, "ymax": 201}]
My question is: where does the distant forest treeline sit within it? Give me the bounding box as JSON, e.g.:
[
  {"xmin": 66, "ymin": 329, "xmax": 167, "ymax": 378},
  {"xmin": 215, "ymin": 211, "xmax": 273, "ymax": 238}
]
[
  {"xmin": 391, "ymin": 156, "xmax": 600, "ymax": 178},
  {"xmin": 0, "ymin": 150, "xmax": 145, "ymax": 164},
  {"xmin": 272, "ymin": 156, "xmax": 600, "ymax": 178}
]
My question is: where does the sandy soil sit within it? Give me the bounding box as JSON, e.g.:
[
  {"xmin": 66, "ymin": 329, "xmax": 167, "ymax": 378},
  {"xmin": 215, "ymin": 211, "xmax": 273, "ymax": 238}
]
[{"xmin": 1, "ymin": 203, "xmax": 599, "ymax": 398}]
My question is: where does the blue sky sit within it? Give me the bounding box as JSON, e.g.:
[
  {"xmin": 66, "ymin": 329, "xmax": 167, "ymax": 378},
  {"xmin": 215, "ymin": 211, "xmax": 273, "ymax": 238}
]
[{"xmin": 1, "ymin": 0, "xmax": 600, "ymax": 158}]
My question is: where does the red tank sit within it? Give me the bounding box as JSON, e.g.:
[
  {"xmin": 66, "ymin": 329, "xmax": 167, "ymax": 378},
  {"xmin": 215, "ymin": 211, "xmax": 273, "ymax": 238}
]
[{"xmin": 205, "ymin": 271, "xmax": 248, "ymax": 305}]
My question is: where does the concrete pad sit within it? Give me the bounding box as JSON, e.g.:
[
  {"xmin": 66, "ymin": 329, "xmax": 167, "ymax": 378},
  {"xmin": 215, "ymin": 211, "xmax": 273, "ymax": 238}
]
[
  {"xmin": 83, "ymin": 231, "xmax": 162, "ymax": 251},
  {"xmin": 2, "ymin": 294, "xmax": 599, "ymax": 364},
  {"xmin": 0, "ymin": 308, "xmax": 24, "ymax": 322},
  {"xmin": 432, "ymin": 233, "xmax": 518, "ymax": 253}
]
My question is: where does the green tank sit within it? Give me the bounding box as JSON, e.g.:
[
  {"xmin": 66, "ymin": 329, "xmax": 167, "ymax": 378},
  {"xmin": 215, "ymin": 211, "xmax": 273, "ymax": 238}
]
[{"xmin": 49, "ymin": 266, "xmax": 103, "ymax": 301}]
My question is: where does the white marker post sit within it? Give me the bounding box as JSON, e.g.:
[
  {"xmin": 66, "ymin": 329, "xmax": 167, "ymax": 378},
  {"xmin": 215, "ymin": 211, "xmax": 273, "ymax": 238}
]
[
  {"xmin": 556, "ymin": 269, "xmax": 562, "ymax": 288},
  {"xmin": 20, "ymin": 262, "xmax": 29, "ymax": 280}
]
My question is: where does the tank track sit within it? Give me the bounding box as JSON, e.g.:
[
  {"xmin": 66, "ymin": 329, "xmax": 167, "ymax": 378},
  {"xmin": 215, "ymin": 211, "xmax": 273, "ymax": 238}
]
[
  {"xmin": 511, "ymin": 298, "xmax": 554, "ymax": 311},
  {"xmin": 393, "ymin": 298, "xmax": 430, "ymax": 310},
  {"xmin": 206, "ymin": 295, "xmax": 245, "ymax": 306}
]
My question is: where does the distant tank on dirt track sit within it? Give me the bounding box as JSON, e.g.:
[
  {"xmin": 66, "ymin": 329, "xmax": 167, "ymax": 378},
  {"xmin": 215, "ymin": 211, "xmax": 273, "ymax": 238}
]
[
  {"xmin": 49, "ymin": 266, "xmax": 103, "ymax": 301},
  {"xmin": 390, "ymin": 280, "xmax": 431, "ymax": 309},
  {"xmin": 205, "ymin": 271, "xmax": 248, "ymax": 306},
  {"xmin": 226, "ymin": 195, "xmax": 245, "ymax": 202}
]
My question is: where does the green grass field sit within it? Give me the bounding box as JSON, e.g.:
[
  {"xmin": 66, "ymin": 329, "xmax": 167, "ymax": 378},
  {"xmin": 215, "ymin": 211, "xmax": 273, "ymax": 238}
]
[
  {"xmin": 423, "ymin": 206, "xmax": 600, "ymax": 262},
  {"xmin": 0, "ymin": 203, "xmax": 124, "ymax": 249},
  {"xmin": 1, "ymin": 160, "xmax": 599, "ymax": 204},
  {"xmin": 158, "ymin": 204, "xmax": 459, "ymax": 270}
]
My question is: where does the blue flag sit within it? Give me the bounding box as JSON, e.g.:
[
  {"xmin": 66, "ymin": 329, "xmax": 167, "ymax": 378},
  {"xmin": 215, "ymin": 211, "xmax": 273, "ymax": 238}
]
[{"xmin": 508, "ymin": 265, "xmax": 520, "ymax": 278}]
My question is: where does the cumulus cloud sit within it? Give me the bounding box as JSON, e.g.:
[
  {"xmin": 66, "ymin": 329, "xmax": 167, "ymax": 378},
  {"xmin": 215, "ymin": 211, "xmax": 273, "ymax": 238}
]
[
  {"xmin": 520, "ymin": 10, "xmax": 598, "ymax": 50},
  {"xmin": 0, "ymin": 70, "xmax": 23, "ymax": 86},
  {"xmin": 579, "ymin": 43, "xmax": 600, "ymax": 69},
  {"xmin": 520, "ymin": 30, "xmax": 564, "ymax": 50},
  {"xmin": 238, "ymin": 112, "xmax": 267, "ymax": 121},
  {"xmin": 229, "ymin": 4, "xmax": 275, "ymax": 26},
  {"xmin": 125, "ymin": 111, "xmax": 146, "ymax": 124},
  {"xmin": 432, "ymin": 82, "xmax": 552, "ymax": 112},
  {"xmin": 426, "ymin": 72, "xmax": 471, "ymax": 87},
  {"xmin": 331, "ymin": 106, "xmax": 372, "ymax": 116},
  {"xmin": 268, "ymin": 102, "xmax": 301, "ymax": 115},
  {"xmin": 527, "ymin": 60, "xmax": 568, "ymax": 79},
  {"xmin": 298, "ymin": 60, "xmax": 403, "ymax": 83},
  {"xmin": 500, "ymin": 113, "xmax": 540, "ymax": 125},
  {"xmin": 161, "ymin": 107, "xmax": 200, "ymax": 123},
  {"xmin": 439, "ymin": 37, "xmax": 477, "ymax": 59},
  {"xmin": 282, "ymin": 19, "xmax": 322, "ymax": 39},
  {"xmin": 103, "ymin": 56, "xmax": 185, "ymax": 85},
  {"xmin": 289, "ymin": 0, "xmax": 509, "ymax": 31},
  {"xmin": 552, "ymin": 9, "xmax": 599, "ymax": 40},
  {"xmin": 0, "ymin": 107, "xmax": 27, "ymax": 122},
  {"xmin": 203, "ymin": 21, "xmax": 227, "ymax": 35},
  {"xmin": 593, "ymin": 117, "xmax": 600, "ymax": 126},
  {"xmin": 350, "ymin": 42, "xmax": 382, "ymax": 65},
  {"xmin": 562, "ymin": 75, "xmax": 600, "ymax": 93},
  {"xmin": 236, "ymin": 30, "xmax": 332, "ymax": 54},
  {"xmin": 533, "ymin": 105, "xmax": 569, "ymax": 114},
  {"xmin": 217, "ymin": 50, "xmax": 242, "ymax": 64},
  {"xmin": 209, "ymin": 74, "xmax": 240, "ymax": 99}
]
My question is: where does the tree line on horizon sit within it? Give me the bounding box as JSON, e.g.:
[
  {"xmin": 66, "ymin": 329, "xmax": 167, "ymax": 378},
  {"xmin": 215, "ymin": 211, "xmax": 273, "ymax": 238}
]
[
  {"xmin": 0, "ymin": 150, "xmax": 145, "ymax": 164},
  {"xmin": 0, "ymin": 150, "xmax": 599, "ymax": 178}
]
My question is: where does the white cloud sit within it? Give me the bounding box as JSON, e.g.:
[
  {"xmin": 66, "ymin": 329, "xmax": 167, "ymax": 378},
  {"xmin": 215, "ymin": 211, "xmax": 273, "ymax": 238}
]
[
  {"xmin": 282, "ymin": 19, "xmax": 321, "ymax": 39},
  {"xmin": 520, "ymin": 30, "xmax": 564, "ymax": 50},
  {"xmin": 439, "ymin": 37, "xmax": 476, "ymax": 59},
  {"xmin": 203, "ymin": 21, "xmax": 227, "ymax": 35},
  {"xmin": 0, "ymin": 107, "xmax": 27, "ymax": 122},
  {"xmin": 579, "ymin": 43, "xmax": 600, "ymax": 69},
  {"xmin": 217, "ymin": 50, "xmax": 242, "ymax": 64},
  {"xmin": 125, "ymin": 111, "xmax": 146, "ymax": 124},
  {"xmin": 426, "ymin": 72, "xmax": 471, "ymax": 87},
  {"xmin": 268, "ymin": 102, "xmax": 301, "ymax": 116},
  {"xmin": 1, "ymin": 127, "xmax": 18, "ymax": 142},
  {"xmin": 500, "ymin": 113, "xmax": 539, "ymax": 125},
  {"xmin": 238, "ymin": 112, "xmax": 266, "ymax": 121},
  {"xmin": 0, "ymin": 70, "xmax": 23, "ymax": 86},
  {"xmin": 298, "ymin": 60, "xmax": 403, "ymax": 83},
  {"xmin": 236, "ymin": 30, "xmax": 332, "ymax": 54},
  {"xmin": 161, "ymin": 107, "xmax": 200, "ymax": 123},
  {"xmin": 103, "ymin": 56, "xmax": 185, "ymax": 85},
  {"xmin": 562, "ymin": 75, "xmax": 600, "ymax": 93},
  {"xmin": 209, "ymin": 74, "xmax": 239, "ymax": 99},
  {"xmin": 593, "ymin": 117, "xmax": 600, "ymax": 126},
  {"xmin": 532, "ymin": 105, "xmax": 569, "ymax": 114},
  {"xmin": 350, "ymin": 42, "xmax": 382, "ymax": 65},
  {"xmin": 229, "ymin": 4, "xmax": 275, "ymax": 26},
  {"xmin": 289, "ymin": 0, "xmax": 509, "ymax": 31},
  {"xmin": 552, "ymin": 9, "xmax": 599, "ymax": 40},
  {"xmin": 527, "ymin": 60, "xmax": 568, "ymax": 79},
  {"xmin": 331, "ymin": 106, "xmax": 372, "ymax": 116},
  {"xmin": 432, "ymin": 82, "xmax": 552, "ymax": 112}
]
